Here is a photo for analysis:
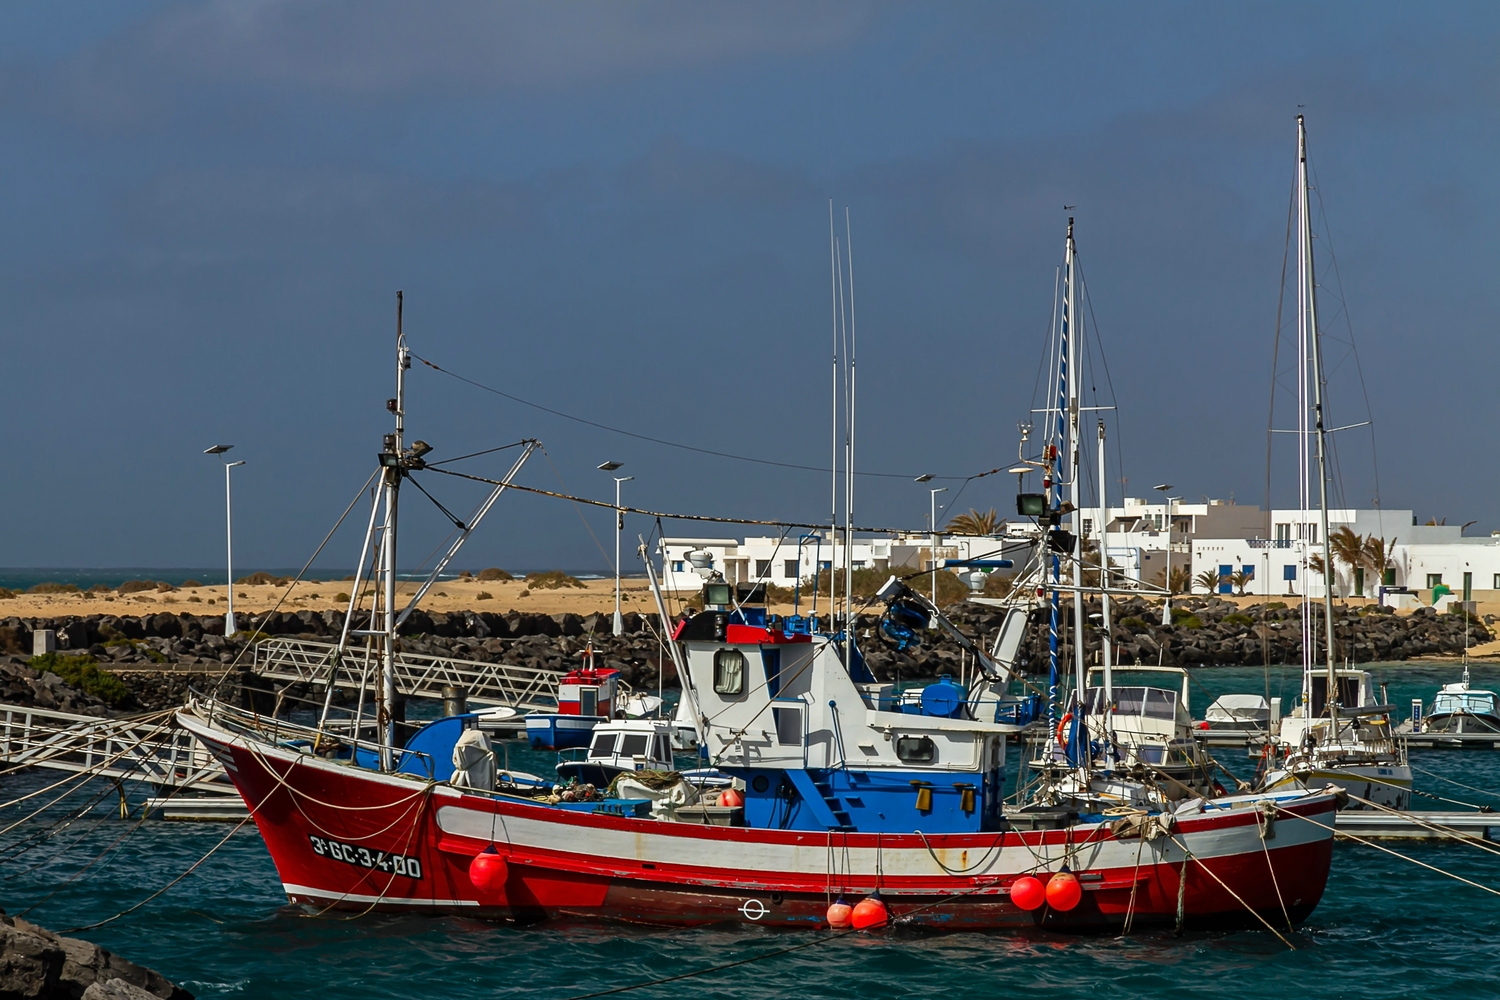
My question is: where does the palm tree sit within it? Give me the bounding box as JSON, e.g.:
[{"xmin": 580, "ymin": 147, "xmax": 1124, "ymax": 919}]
[
  {"xmin": 944, "ymin": 508, "xmax": 1001, "ymax": 536},
  {"xmin": 1328, "ymin": 526, "xmax": 1366, "ymax": 597},
  {"xmin": 1363, "ymin": 535, "xmax": 1396, "ymax": 589},
  {"xmin": 1230, "ymin": 569, "xmax": 1254, "ymax": 596},
  {"xmin": 1195, "ymin": 569, "xmax": 1223, "ymax": 594}
]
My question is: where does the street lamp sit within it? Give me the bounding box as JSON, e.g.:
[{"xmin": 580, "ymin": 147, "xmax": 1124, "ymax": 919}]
[
  {"xmin": 929, "ymin": 487, "xmax": 948, "ymax": 612},
  {"xmin": 598, "ymin": 462, "xmax": 631, "ymax": 635},
  {"xmin": 1154, "ymin": 483, "xmax": 1177, "ymax": 625},
  {"xmin": 205, "ymin": 445, "xmax": 246, "ymax": 635}
]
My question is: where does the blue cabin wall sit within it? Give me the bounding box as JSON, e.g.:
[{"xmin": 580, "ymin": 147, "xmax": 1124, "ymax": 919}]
[{"xmin": 735, "ymin": 765, "xmax": 1004, "ymax": 833}]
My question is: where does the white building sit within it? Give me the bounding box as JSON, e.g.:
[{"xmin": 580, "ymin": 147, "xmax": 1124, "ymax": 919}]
[
  {"xmin": 656, "ymin": 529, "xmax": 1034, "ymax": 593},
  {"xmin": 1186, "ymin": 508, "xmax": 1496, "ymax": 603}
]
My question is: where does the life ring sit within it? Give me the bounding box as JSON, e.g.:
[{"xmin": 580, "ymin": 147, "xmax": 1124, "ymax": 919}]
[{"xmin": 1055, "ymin": 712, "xmax": 1074, "ymax": 748}]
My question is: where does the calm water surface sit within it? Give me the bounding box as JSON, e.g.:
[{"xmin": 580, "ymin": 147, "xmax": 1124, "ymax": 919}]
[{"xmin": 5, "ymin": 663, "xmax": 1500, "ymax": 999}]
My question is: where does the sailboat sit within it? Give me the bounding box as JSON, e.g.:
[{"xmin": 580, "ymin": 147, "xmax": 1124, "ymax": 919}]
[
  {"xmin": 1259, "ymin": 116, "xmax": 1413, "ymax": 810},
  {"xmin": 998, "ymin": 220, "xmax": 1217, "ymax": 809},
  {"xmin": 176, "ymin": 261, "xmax": 1338, "ymax": 930}
]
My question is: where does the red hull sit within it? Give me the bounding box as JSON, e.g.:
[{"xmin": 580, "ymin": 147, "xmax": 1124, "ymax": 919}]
[{"xmin": 184, "ymin": 712, "xmax": 1336, "ymax": 931}]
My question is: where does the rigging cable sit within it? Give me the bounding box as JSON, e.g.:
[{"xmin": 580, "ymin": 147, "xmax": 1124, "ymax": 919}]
[{"xmin": 411, "ymin": 352, "xmax": 980, "ymax": 482}]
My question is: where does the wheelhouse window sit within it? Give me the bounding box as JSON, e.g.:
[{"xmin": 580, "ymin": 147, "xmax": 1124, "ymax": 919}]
[
  {"xmin": 713, "ymin": 649, "xmax": 746, "ymax": 695},
  {"xmin": 620, "ymin": 734, "xmax": 650, "ymax": 757},
  {"xmin": 589, "ymin": 733, "xmax": 617, "ymax": 758},
  {"xmin": 894, "ymin": 735, "xmax": 936, "ymax": 763}
]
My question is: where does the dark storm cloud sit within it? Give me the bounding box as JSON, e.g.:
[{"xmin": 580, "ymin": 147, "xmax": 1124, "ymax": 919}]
[{"xmin": 0, "ymin": 2, "xmax": 1496, "ymax": 570}]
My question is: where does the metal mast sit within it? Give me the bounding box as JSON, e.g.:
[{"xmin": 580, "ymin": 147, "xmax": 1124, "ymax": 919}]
[
  {"xmin": 1299, "ymin": 116, "xmax": 1340, "ymax": 731},
  {"xmin": 378, "ymin": 291, "xmax": 410, "ymax": 770},
  {"xmin": 1065, "ymin": 221, "xmax": 1086, "ymax": 710},
  {"xmin": 1097, "ymin": 417, "xmax": 1114, "ymax": 765}
]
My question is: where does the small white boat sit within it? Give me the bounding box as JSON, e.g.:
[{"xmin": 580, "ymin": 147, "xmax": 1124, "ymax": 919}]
[
  {"xmin": 1204, "ymin": 694, "xmax": 1272, "ymax": 732},
  {"xmin": 1421, "ymin": 670, "xmax": 1500, "ymax": 736}
]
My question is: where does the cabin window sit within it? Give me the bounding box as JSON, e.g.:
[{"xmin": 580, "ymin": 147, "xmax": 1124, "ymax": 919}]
[
  {"xmin": 589, "ymin": 733, "xmax": 617, "ymax": 758},
  {"xmin": 773, "ymin": 705, "xmax": 803, "ymax": 745},
  {"xmin": 656, "ymin": 735, "xmax": 671, "ymax": 761},
  {"xmin": 620, "ymin": 734, "xmax": 650, "ymax": 757},
  {"xmin": 894, "ymin": 735, "xmax": 936, "ymax": 764},
  {"xmin": 1143, "ymin": 689, "xmax": 1178, "ymax": 720},
  {"xmin": 714, "ymin": 649, "xmax": 746, "ymax": 695}
]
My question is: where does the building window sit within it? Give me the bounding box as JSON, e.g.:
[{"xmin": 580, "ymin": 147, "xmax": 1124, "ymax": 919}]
[
  {"xmin": 852, "ymin": 560, "xmax": 865, "ymax": 569},
  {"xmin": 755, "ymin": 560, "xmax": 771, "ymax": 578},
  {"xmin": 1426, "ymin": 574, "xmax": 1444, "ymax": 588},
  {"xmin": 1494, "ymin": 574, "xmax": 1500, "ymax": 590},
  {"xmin": 1082, "ymin": 518, "xmax": 1093, "ymax": 536},
  {"xmin": 784, "ymin": 559, "xmax": 799, "ymax": 579},
  {"xmin": 1283, "ymin": 565, "xmax": 1297, "ymax": 581},
  {"xmin": 1276, "ymin": 523, "xmax": 1291, "ymax": 542},
  {"xmin": 1384, "ymin": 569, "xmax": 1396, "ymax": 586},
  {"xmin": 672, "ymin": 561, "xmax": 684, "ymax": 573},
  {"xmin": 713, "ymin": 649, "xmax": 746, "ymax": 696}
]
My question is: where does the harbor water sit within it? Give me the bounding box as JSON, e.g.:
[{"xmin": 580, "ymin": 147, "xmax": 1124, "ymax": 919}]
[{"xmin": 5, "ymin": 663, "xmax": 1500, "ymax": 999}]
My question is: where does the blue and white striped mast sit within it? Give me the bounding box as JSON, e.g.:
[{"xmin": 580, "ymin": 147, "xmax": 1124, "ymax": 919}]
[{"xmin": 1047, "ymin": 219, "xmax": 1081, "ymax": 735}]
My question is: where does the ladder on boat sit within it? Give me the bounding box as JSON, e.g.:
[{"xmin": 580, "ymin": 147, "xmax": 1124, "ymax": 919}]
[{"xmin": 252, "ymin": 637, "xmax": 566, "ymax": 712}]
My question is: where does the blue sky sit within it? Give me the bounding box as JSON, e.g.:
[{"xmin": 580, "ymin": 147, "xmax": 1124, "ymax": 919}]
[{"xmin": 2, "ymin": 2, "xmax": 1496, "ymax": 574}]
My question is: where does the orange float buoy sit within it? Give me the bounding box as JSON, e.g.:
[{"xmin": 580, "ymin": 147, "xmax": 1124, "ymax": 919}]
[
  {"xmin": 826, "ymin": 896, "xmax": 853, "ymax": 928},
  {"xmin": 720, "ymin": 788, "xmax": 744, "ymax": 808},
  {"xmin": 1045, "ymin": 871, "xmax": 1082, "ymax": 911},
  {"xmin": 850, "ymin": 892, "xmax": 889, "ymax": 930},
  {"xmin": 468, "ymin": 845, "xmax": 508, "ymax": 892},
  {"xmin": 1009, "ymin": 875, "xmax": 1046, "ymax": 911}
]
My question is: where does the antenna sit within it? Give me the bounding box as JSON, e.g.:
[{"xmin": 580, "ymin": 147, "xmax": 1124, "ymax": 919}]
[
  {"xmin": 828, "ymin": 201, "xmax": 840, "ymax": 626},
  {"xmin": 845, "ymin": 207, "xmax": 858, "ymax": 635}
]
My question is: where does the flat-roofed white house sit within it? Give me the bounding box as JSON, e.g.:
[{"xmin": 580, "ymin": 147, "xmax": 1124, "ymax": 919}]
[{"xmin": 656, "ymin": 529, "xmax": 1034, "ymax": 594}]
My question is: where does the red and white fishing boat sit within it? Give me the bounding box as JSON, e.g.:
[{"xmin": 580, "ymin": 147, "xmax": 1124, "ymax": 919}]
[{"xmin": 181, "ymin": 273, "xmax": 1338, "ymax": 932}]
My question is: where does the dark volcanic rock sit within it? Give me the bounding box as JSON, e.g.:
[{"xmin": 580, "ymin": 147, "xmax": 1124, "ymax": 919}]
[{"xmin": 0, "ymin": 910, "xmax": 191, "ymax": 999}]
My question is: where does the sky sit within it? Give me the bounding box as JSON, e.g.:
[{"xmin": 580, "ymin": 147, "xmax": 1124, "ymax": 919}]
[{"xmin": 1, "ymin": 1, "xmax": 1496, "ymax": 576}]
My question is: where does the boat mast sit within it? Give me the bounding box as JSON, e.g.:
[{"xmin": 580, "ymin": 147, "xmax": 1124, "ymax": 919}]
[
  {"xmin": 1065, "ymin": 220, "xmax": 1086, "ymax": 719},
  {"xmin": 844, "ymin": 208, "xmax": 858, "ymax": 660},
  {"xmin": 1097, "ymin": 417, "xmax": 1114, "ymax": 765},
  {"xmin": 828, "ymin": 202, "xmax": 840, "ymax": 633},
  {"xmin": 378, "ymin": 292, "xmax": 409, "ymax": 770},
  {"xmin": 1299, "ymin": 116, "xmax": 1340, "ymax": 733}
]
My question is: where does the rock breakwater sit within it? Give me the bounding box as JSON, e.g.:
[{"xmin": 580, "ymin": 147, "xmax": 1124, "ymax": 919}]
[{"xmin": 0, "ymin": 599, "xmax": 1488, "ymax": 713}]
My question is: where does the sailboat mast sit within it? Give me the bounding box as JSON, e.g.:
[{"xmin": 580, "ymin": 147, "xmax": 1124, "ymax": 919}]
[
  {"xmin": 1299, "ymin": 116, "xmax": 1340, "ymax": 730},
  {"xmin": 379, "ymin": 291, "xmax": 408, "ymax": 770},
  {"xmin": 844, "ymin": 209, "xmax": 858, "ymax": 653},
  {"xmin": 828, "ymin": 203, "xmax": 840, "ymax": 631},
  {"xmin": 1097, "ymin": 417, "xmax": 1114, "ymax": 763},
  {"xmin": 1065, "ymin": 221, "xmax": 1086, "ymax": 708}
]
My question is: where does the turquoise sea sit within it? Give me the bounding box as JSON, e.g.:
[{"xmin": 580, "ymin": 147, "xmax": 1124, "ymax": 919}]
[{"xmin": 4, "ymin": 663, "xmax": 1500, "ymax": 1000}]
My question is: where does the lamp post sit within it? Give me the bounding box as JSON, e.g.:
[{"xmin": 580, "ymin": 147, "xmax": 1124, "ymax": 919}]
[
  {"xmin": 929, "ymin": 487, "xmax": 948, "ymax": 612},
  {"xmin": 1154, "ymin": 483, "xmax": 1176, "ymax": 625},
  {"xmin": 599, "ymin": 462, "xmax": 631, "ymax": 635},
  {"xmin": 205, "ymin": 445, "xmax": 245, "ymax": 635}
]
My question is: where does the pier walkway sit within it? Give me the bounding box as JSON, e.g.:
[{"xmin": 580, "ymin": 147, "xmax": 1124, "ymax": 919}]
[{"xmin": 252, "ymin": 637, "xmax": 565, "ymax": 712}]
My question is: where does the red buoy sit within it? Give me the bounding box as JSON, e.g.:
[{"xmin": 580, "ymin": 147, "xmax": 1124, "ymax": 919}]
[
  {"xmin": 468, "ymin": 846, "xmax": 508, "ymax": 892},
  {"xmin": 1198, "ymin": 720, "xmax": 1211, "ymax": 730},
  {"xmin": 1009, "ymin": 875, "xmax": 1046, "ymax": 911},
  {"xmin": 720, "ymin": 788, "xmax": 744, "ymax": 808},
  {"xmin": 1045, "ymin": 871, "xmax": 1082, "ymax": 912},
  {"xmin": 850, "ymin": 893, "xmax": 889, "ymax": 930},
  {"xmin": 826, "ymin": 897, "xmax": 853, "ymax": 928}
]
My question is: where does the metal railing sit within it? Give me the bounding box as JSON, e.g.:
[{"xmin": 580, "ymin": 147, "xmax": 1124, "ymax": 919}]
[
  {"xmin": 252, "ymin": 637, "xmax": 568, "ymax": 713},
  {"xmin": 0, "ymin": 704, "xmax": 233, "ymax": 794}
]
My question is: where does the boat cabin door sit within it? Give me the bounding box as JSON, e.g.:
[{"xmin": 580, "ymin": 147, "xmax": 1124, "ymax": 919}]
[{"xmin": 579, "ymin": 687, "xmax": 599, "ymax": 717}]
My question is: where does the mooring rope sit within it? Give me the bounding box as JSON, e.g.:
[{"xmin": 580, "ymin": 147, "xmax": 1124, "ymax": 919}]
[{"xmin": 1275, "ymin": 805, "xmax": 1500, "ymax": 899}]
